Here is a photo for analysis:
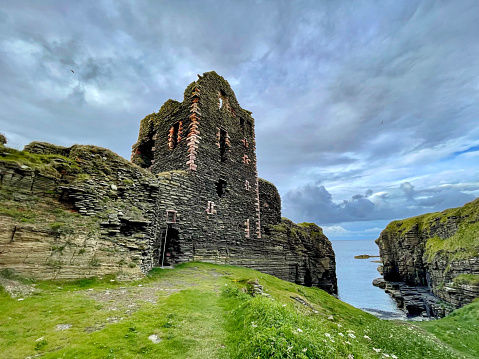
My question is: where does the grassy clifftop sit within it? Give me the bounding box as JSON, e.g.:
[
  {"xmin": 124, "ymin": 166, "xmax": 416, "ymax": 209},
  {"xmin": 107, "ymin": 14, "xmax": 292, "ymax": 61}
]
[
  {"xmin": 384, "ymin": 198, "xmax": 479, "ymax": 265},
  {"xmin": 1, "ymin": 262, "xmax": 477, "ymax": 359}
]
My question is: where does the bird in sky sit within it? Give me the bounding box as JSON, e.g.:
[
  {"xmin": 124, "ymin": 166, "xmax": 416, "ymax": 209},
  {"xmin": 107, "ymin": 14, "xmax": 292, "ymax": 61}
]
[{"xmin": 71, "ymin": 70, "xmax": 74, "ymax": 73}]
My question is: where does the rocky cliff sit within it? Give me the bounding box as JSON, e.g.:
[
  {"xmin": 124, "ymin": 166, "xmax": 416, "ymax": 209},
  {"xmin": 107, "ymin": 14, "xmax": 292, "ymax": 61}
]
[
  {"xmin": 376, "ymin": 198, "xmax": 479, "ymax": 308},
  {"xmin": 0, "ymin": 142, "xmax": 159, "ymax": 280},
  {"xmin": 0, "ymin": 141, "xmax": 336, "ymax": 293}
]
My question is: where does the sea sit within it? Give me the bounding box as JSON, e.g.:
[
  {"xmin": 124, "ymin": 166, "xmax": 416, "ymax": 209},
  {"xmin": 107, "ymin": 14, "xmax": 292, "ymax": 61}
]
[{"xmin": 331, "ymin": 239, "xmax": 406, "ymax": 320}]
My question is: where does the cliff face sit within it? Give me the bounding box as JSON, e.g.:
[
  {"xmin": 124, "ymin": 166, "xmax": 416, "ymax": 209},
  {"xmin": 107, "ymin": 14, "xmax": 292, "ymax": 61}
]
[
  {"xmin": 0, "ymin": 142, "xmax": 159, "ymax": 280},
  {"xmin": 0, "ymin": 142, "xmax": 337, "ymax": 294},
  {"xmin": 376, "ymin": 198, "xmax": 479, "ymax": 308}
]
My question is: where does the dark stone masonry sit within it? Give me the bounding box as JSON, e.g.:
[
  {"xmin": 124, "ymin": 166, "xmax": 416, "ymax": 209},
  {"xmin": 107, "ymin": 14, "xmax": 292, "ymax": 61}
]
[
  {"xmin": 0, "ymin": 72, "xmax": 337, "ymax": 294},
  {"xmin": 132, "ymin": 72, "xmax": 336, "ymax": 293}
]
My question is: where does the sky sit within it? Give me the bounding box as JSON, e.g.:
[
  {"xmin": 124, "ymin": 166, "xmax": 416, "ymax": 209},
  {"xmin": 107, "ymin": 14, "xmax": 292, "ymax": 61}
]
[{"xmin": 1, "ymin": 0, "xmax": 478, "ymax": 240}]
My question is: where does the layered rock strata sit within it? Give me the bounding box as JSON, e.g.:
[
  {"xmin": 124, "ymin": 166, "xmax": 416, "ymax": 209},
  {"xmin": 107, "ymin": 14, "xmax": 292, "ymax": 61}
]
[
  {"xmin": 0, "ymin": 72, "xmax": 337, "ymax": 294},
  {"xmin": 375, "ymin": 198, "xmax": 479, "ymax": 310}
]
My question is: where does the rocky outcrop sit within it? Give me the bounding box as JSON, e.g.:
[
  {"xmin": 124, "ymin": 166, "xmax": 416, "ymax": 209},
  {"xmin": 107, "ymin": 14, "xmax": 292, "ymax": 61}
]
[
  {"xmin": 376, "ymin": 198, "xmax": 479, "ymax": 310},
  {"xmin": 0, "ymin": 142, "xmax": 159, "ymax": 280},
  {"xmin": 0, "ymin": 141, "xmax": 337, "ymax": 293}
]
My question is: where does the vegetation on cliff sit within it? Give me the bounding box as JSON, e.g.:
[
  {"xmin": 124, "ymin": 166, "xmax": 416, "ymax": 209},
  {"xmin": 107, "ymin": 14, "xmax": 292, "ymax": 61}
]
[
  {"xmin": 384, "ymin": 198, "xmax": 479, "ymax": 265},
  {"xmin": 377, "ymin": 197, "xmax": 479, "ymax": 308},
  {"xmin": 1, "ymin": 262, "xmax": 475, "ymax": 359}
]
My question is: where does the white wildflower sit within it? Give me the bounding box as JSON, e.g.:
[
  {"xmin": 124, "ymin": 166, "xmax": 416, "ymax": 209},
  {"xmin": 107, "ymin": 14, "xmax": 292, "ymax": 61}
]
[
  {"xmin": 338, "ymin": 333, "xmax": 344, "ymax": 337},
  {"xmin": 302, "ymin": 348, "xmax": 307, "ymax": 352},
  {"xmin": 337, "ymin": 323, "xmax": 342, "ymax": 328},
  {"xmin": 345, "ymin": 341, "xmax": 351, "ymax": 345},
  {"xmin": 347, "ymin": 329, "xmax": 355, "ymax": 333},
  {"xmin": 287, "ymin": 346, "xmax": 293, "ymax": 351},
  {"xmin": 330, "ymin": 339, "xmax": 335, "ymax": 343},
  {"xmin": 325, "ymin": 333, "xmax": 331, "ymax": 338},
  {"xmin": 348, "ymin": 355, "xmax": 354, "ymax": 359},
  {"xmin": 391, "ymin": 355, "xmax": 398, "ymax": 359},
  {"xmin": 282, "ymin": 304, "xmax": 287, "ymax": 307},
  {"xmin": 364, "ymin": 335, "xmax": 371, "ymax": 341},
  {"xmin": 251, "ymin": 321, "xmax": 257, "ymax": 328},
  {"xmin": 383, "ymin": 354, "xmax": 390, "ymax": 358},
  {"xmin": 297, "ymin": 328, "xmax": 303, "ymax": 333},
  {"xmin": 35, "ymin": 337, "xmax": 44, "ymax": 342},
  {"xmin": 373, "ymin": 348, "xmax": 382, "ymax": 353},
  {"xmin": 348, "ymin": 333, "xmax": 356, "ymax": 339}
]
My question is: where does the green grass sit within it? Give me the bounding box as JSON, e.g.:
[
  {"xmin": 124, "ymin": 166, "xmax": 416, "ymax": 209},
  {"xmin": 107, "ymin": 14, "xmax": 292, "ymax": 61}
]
[
  {"xmin": 0, "ymin": 184, "xmax": 98, "ymax": 237},
  {"xmin": 453, "ymin": 274, "xmax": 479, "ymax": 286},
  {"xmin": 425, "ymin": 221, "xmax": 479, "ymax": 263},
  {"xmin": 418, "ymin": 299, "xmax": 479, "ymax": 358},
  {"xmin": 0, "ymin": 262, "xmax": 475, "ymax": 358},
  {"xmin": 0, "ymin": 144, "xmax": 80, "ymax": 178}
]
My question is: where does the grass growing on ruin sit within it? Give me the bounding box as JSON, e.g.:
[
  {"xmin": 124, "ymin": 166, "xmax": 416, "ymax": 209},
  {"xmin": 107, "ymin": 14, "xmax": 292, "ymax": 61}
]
[
  {"xmin": 453, "ymin": 274, "xmax": 479, "ymax": 286},
  {"xmin": 0, "ymin": 184, "xmax": 98, "ymax": 235},
  {"xmin": 1, "ymin": 262, "xmax": 475, "ymax": 358},
  {"xmin": 0, "ymin": 144, "xmax": 80, "ymax": 178}
]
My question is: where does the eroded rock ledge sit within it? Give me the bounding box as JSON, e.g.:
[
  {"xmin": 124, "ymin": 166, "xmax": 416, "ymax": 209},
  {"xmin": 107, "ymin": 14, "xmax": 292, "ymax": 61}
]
[
  {"xmin": 0, "ymin": 141, "xmax": 336, "ymax": 293},
  {"xmin": 375, "ymin": 198, "xmax": 479, "ymax": 314}
]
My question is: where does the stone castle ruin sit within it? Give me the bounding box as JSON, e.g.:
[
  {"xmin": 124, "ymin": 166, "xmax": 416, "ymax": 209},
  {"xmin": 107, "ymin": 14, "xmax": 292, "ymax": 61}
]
[{"xmin": 0, "ymin": 72, "xmax": 337, "ymax": 294}]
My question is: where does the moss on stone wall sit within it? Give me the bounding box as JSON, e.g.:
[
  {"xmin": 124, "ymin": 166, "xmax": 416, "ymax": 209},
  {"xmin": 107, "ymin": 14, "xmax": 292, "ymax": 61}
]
[
  {"xmin": 453, "ymin": 274, "xmax": 479, "ymax": 286},
  {"xmin": 0, "ymin": 145, "xmax": 80, "ymax": 179}
]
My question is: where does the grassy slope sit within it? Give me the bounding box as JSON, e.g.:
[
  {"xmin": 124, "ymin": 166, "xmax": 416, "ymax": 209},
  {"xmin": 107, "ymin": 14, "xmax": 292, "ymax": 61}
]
[
  {"xmin": 0, "ymin": 262, "xmax": 476, "ymax": 359},
  {"xmin": 417, "ymin": 299, "xmax": 479, "ymax": 358}
]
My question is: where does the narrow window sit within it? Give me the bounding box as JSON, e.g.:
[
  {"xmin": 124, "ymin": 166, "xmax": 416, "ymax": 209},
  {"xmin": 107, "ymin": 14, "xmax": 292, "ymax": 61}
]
[
  {"xmin": 219, "ymin": 129, "xmax": 227, "ymax": 162},
  {"xmin": 219, "ymin": 90, "xmax": 227, "ymax": 109},
  {"xmin": 206, "ymin": 201, "xmax": 216, "ymax": 214},
  {"xmin": 166, "ymin": 210, "xmax": 177, "ymax": 223},
  {"xmin": 216, "ymin": 179, "xmax": 227, "ymax": 197},
  {"xmin": 169, "ymin": 122, "xmax": 180, "ymax": 149},
  {"xmin": 240, "ymin": 117, "xmax": 245, "ymax": 135}
]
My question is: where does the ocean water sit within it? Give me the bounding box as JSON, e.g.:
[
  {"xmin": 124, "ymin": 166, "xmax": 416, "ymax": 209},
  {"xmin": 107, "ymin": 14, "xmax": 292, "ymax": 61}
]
[{"xmin": 331, "ymin": 239, "xmax": 405, "ymax": 318}]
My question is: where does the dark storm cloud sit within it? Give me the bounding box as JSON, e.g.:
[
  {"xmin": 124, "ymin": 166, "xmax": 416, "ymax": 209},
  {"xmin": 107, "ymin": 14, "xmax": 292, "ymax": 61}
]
[
  {"xmin": 0, "ymin": 0, "xmax": 478, "ymax": 233},
  {"xmin": 283, "ymin": 181, "xmax": 477, "ymax": 225}
]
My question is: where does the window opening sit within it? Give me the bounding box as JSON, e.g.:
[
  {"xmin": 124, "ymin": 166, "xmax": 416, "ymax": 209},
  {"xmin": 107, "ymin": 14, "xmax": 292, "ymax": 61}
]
[
  {"xmin": 169, "ymin": 122, "xmax": 180, "ymax": 149},
  {"xmin": 245, "ymin": 218, "xmax": 250, "ymax": 238},
  {"xmin": 206, "ymin": 201, "xmax": 216, "ymax": 214},
  {"xmin": 216, "ymin": 179, "xmax": 227, "ymax": 197},
  {"xmin": 219, "ymin": 90, "xmax": 227, "ymax": 109},
  {"xmin": 166, "ymin": 210, "xmax": 177, "ymax": 224},
  {"xmin": 240, "ymin": 117, "xmax": 245, "ymax": 135},
  {"xmin": 219, "ymin": 129, "xmax": 227, "ymax": 162}
]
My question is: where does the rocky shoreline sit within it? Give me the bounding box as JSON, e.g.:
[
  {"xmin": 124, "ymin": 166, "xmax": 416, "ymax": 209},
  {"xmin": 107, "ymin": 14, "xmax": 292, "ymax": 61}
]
[{"xmin": 372, "ymin": 278, "xmax": 454, "ymax": 318}]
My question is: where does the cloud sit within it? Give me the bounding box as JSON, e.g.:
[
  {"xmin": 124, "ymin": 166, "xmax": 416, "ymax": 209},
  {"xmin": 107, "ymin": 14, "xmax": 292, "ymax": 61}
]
[
  {"xmin": 283, "ymin": 181, "xmax": 477, "ymax": 226},
  {"xmin": 0, "ymin": 1, "xmax": 478, "ymax": 238}
]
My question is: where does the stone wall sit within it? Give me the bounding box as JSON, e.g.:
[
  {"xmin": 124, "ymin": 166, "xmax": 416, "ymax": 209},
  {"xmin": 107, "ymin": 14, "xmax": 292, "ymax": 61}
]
[
  {"xmin": 1, "ymin": 72, "xmax": 338, "ymax": 295},
  {"xmin": 0, "ymin": 143, "xmax": 159, "ymax": 280},
  {"xmin": 144, "ymin": 172, "xmax": 337, "ymax": 293},
  {"xmin": 258, "ymin": 178, "xmax": 281, "ymax": 228},
  {"xmin": 376, "ymin": 197, "xmax": 479, "ymax": 308}
]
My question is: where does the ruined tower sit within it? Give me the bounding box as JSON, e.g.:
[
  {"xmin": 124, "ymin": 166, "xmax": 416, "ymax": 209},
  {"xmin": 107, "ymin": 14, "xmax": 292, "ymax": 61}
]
[
  {"xmin": 131, "ymin": 71, "xmax": 337, "ymax": 293},
  {"xmin": 132, "ymin": 72, "xmax": 261, "ymax": 263}
]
